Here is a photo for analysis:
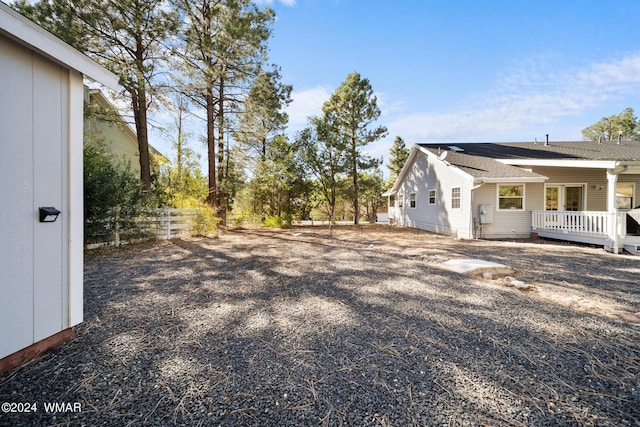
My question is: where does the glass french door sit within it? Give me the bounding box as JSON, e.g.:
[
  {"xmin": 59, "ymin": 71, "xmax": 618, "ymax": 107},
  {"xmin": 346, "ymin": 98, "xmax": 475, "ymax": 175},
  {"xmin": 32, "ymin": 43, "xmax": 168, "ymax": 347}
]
[
  {"xmin": 545, "ymin": 185, "xmax": 584, "ymax": 211},
  {"xmin": 565, "ymin": 186, "xmax": 583, "ymax": 211}
]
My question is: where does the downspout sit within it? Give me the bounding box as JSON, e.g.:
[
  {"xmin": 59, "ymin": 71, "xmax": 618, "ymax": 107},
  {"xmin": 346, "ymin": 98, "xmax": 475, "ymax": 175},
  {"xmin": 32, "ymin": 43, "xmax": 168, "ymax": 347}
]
[{"xmin": 470, "ymin": 180, "xmax": 485, "ymax": 239}]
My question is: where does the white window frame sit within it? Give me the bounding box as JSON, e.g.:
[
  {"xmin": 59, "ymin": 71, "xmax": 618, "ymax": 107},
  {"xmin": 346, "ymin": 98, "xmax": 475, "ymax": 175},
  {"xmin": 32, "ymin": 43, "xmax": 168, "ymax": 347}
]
[
  {"xmin": 616, "ymin": 182, "xmax": 636, "ymax": 210},
  {"xmin": 409, "ymin": 192, "xmax": 416, "ymax": 208},
  {"xmin": 428, "ymin": 189, "xmax": 436, "ymax": 205},
  {"xmin": 497, "ymin": 184, "xmax": 525, "ymax": 211},
  {"xmin": 398, "ymin": 192, "xmax": 404, "ymax": 208},
  {"xmin": 451, "ymin": 187, "xmax": 461, "ymax": 210}
]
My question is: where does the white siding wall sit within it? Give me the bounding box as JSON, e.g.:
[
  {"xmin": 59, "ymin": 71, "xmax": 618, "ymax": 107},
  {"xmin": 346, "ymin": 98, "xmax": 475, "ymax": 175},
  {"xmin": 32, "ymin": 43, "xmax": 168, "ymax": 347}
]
[
  {"xmin": 0, "ymin": 35, "xmax": 79, "ymax": 359},
  {"xmin": 472, "ymin": 183, "xmax": 544, "ymax": 238},
  {"xmin": 395, "ymin": 151, "xmax": 473, "ymax": 238},
  {"xmin": 1, "ymin": 36, "xmax": 34, "ymax": 357},
  {"xmin": 528, "ymin": 166, "xmax": 640, "ymax": 211},
  {"xmin": 529, "ymin": 166, "xmax": 607, "ymax": 211}
]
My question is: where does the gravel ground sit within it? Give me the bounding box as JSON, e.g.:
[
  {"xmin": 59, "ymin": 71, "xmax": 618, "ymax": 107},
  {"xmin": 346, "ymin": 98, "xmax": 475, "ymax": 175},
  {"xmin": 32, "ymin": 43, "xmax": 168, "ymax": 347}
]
[{"xmin": 1, "ymin": 225, "xmax": 639, "ymax": 426}]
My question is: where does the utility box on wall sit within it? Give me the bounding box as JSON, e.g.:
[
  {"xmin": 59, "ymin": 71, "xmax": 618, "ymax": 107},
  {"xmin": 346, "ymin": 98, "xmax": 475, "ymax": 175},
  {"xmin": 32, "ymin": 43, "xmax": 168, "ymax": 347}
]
[
  {"xmin": 0, "ymin": 3, "xmax": 117, "ymax": 371},
  {"xmin": 479, "ymin": 204, "xmax": 494, "ymax": 224}
]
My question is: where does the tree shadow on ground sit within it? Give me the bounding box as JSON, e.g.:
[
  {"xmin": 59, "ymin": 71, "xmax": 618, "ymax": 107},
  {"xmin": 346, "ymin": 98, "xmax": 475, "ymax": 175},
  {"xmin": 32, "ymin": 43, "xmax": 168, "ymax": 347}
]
[{"xmin": 1, "ymin": 227, "xmax": 639, "ymax": 426}]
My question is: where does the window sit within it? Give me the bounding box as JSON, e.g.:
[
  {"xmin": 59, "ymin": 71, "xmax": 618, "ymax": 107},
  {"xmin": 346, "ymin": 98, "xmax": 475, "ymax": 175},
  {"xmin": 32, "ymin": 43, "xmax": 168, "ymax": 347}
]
[
  {"xmin": 409, "ymin": 193, "xmax": 416, "ymax": 208},
  {"xmin": 498, "ymin": 184, "xmax": 524, "ymax": 210},
  {"xmin": 451, "ymin": 187, "xmax": 461, "ymax": 209},
  {"xmin": 398, "ymin": 193, "xmax": 404, "ymax": 208},
  {"xmin": 616, "ymin": 183, "xmax": 635, "ymax": 210},
  {"xmin": 428, "ymin": 189, "xmax": 436, "ymax": 205}
]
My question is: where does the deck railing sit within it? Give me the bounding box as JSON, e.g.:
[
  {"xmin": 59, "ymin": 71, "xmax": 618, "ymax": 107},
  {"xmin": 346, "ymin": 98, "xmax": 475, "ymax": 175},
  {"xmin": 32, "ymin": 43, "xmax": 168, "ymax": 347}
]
[{"xmin": 531, "ymin": 210, "xmax": 627, "ymax": 237}]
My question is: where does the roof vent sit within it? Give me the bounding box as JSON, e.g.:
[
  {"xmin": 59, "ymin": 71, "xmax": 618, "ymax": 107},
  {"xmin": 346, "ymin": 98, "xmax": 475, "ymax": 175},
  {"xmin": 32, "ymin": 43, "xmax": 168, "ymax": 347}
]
[{"xmin": 545, "ymin": 134, "xmax": 549, "ymax": 146}]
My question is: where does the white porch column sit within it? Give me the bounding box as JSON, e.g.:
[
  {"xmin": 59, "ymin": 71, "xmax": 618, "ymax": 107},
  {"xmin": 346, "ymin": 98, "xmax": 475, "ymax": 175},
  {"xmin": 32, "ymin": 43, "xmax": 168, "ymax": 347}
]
[{"xmin": 606, "ymin": 170, "xmax": 619, "ymax": 253}]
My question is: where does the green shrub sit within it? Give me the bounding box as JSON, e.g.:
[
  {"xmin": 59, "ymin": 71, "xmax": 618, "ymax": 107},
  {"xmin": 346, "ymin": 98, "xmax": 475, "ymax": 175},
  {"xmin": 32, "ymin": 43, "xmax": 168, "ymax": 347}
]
[
  {"xmin": 263, "ymin": 215, "xmax": 291, "ymax": 229},
  {"xmin": 84, "ymin": 141, "xmax": 147, "ymax": 244},
  {"xmin": 192, "ymin": 204, "xmax": 222, "ymax": 236}
]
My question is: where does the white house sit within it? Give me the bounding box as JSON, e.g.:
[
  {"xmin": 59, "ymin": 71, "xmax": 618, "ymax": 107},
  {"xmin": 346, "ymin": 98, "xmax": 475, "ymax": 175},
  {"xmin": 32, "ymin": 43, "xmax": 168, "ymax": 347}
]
[
  {"xmin": 0, "ymin": 2, "xmax": 118, "ymax": 371},
  {"xmin": 386, "ymin": 140, "xmax": 640, "ymax": 254}
]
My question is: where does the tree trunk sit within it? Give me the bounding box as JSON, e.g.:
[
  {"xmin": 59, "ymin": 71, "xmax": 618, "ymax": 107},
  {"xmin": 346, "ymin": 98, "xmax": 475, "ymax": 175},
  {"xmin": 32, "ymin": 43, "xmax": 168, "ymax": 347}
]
[
  {"xmin": 131, "ymin": 38, "xmax": 151, "ymax": 194},
  {"xmin": 216, "ymin": 76, "xmax": 226, "ymax": 224},
  {"xmin": 351, "ymin": 138, "xmax": 359, "ymax": 225},
  {"xmin": 132, "ymin": 85, "xmax": 151, "ymax": 194},
  {"xmin": 206, "ymin": 88, "xmax": 217, "ymax": 208}
]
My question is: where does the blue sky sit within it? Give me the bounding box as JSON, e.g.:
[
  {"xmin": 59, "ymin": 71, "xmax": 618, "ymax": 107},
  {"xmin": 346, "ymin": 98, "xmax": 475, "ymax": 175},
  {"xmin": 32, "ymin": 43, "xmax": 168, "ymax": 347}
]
[{"xmin": 253, "ymin": 0, "xmax": 640, "ymax": 164}]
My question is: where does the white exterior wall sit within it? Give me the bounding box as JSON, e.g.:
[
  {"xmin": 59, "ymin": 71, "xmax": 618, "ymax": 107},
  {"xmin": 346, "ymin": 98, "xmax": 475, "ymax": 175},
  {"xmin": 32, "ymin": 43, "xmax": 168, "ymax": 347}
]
[
  {"xmin": 0, "ymin": 35, "xmax": 83, "ymax": 359},
  {"xmin": 472, "ymin": 183, "xmax": 544, "ymax": 239},
  {"xmin": 527, "ymin": 166, "xmax": 640, "ymax": 211},
  {"xmin": 528, "ymin": 166, "xmax": 606, "ymax": 211},
  {"xmin": 394, "ymin": 151, "xmax": 474, "ymax": 238}
]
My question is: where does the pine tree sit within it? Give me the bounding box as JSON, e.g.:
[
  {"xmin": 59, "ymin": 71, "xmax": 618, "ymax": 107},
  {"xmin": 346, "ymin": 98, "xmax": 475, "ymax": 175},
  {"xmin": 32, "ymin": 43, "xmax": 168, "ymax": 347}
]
[
  {"xmin": 321, "ymin": 72, "xmax": 387, "ymax": 224},
  {"xmin": 387, "ymin": 136, "xmax": 410, "ymax": 185}
]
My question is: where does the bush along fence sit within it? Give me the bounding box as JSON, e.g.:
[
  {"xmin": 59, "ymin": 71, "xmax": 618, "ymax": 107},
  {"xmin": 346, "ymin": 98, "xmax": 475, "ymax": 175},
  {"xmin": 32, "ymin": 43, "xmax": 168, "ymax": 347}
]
[{"xmin": 85, "ymin": 208, "xmax": 201, "ymax": 249}]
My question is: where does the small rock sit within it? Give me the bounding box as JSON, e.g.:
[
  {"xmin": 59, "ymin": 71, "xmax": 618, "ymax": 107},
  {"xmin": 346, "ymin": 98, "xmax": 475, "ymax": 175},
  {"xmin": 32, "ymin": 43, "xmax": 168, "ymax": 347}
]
[{"xmin": 482, "ymin": 272, "xmax": 493, "ymax": 280}]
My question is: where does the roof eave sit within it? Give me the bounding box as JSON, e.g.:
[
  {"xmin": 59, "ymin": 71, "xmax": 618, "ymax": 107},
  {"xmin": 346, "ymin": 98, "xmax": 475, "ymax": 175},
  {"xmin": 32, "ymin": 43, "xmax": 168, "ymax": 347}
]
[
  {"xmin": 0, "ymin": 3, "xmax": 118, "ymax": 90},
  {"xmin": 475, "ymin": 176, "xmax": 548, "ymax": 184},
  {"xmin": 498, "ymin": 159, "xmax": 621, "ymax": 169}
]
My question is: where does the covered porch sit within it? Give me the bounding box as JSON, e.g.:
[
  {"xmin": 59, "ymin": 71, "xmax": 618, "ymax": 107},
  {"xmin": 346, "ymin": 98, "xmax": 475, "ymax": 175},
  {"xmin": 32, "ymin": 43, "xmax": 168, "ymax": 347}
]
[{"xmin": 531, "ymin": 210, "xmax": 640, "ymax": 254}]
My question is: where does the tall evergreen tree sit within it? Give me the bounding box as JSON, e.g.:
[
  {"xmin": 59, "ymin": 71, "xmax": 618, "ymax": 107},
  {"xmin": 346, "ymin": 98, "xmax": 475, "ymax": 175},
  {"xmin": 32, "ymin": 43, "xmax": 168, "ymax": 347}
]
[
  {"xmin": 387, "ymin": 136, "xmax": 409, "ymax": 185},
  {"xmin": 321, "ymin": 72, "xmax": 387, "ymax": 224},
  {"xmin": 236, "ymin": 67, "xmax": 292, "ymax": 162},
  {"xmin": 13, "ymin": 0, "xmax": 179, "ymax": 193},
  {"xmin": 297, "ymin": 118, "xmax": 345, "ymax": 230},
  {"xmin": 171, "ymin": 0, "xmax": 274, "ymax": 222}
]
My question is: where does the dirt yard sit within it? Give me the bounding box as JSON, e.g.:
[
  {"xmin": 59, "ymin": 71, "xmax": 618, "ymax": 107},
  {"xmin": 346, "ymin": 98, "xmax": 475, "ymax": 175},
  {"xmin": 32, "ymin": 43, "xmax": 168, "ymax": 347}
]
[{"xmin": 1, "ymin": 225, "xmax": 639, "ymax": 426}]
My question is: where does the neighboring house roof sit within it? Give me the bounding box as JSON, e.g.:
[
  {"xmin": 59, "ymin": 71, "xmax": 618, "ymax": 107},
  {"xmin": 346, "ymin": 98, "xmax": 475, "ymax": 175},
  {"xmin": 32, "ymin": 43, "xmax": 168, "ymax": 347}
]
[
  {"xmin": 0, "ymin": 1, "xmax": 117, "ymax": 90},
  {"xmin": 419, "ymin": 141, "xmax": 640, "ymax": 161}
]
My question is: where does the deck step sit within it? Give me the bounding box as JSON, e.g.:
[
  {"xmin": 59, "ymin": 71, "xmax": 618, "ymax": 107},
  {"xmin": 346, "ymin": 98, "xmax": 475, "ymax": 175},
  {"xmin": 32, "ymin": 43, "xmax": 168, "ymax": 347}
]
[{"xmin": 623, "ymin": 244, "xmax": 639, "ymax": 255}]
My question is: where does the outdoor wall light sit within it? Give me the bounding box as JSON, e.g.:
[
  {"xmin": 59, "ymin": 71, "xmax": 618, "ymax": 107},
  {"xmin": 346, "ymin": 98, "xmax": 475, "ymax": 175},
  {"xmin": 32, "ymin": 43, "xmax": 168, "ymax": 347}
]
[{"xmin": 39, "ymin": 207, "xmax": 61, "ymax": 223}]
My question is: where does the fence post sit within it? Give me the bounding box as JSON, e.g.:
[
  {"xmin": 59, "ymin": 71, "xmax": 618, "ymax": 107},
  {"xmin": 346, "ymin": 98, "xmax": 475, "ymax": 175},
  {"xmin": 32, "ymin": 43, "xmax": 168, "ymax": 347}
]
[
  {"xmin": 114, "ymin": 206, "xmax": 120, "ymax": 247},
  {"xmin": 165, "ymin": 207, "xmax": 171, "ymax": 240}
]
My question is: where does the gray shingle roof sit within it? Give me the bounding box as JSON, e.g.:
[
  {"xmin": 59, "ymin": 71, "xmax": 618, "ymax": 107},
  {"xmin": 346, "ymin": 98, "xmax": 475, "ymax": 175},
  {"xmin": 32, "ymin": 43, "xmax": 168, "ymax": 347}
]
[
  {"xmin": 438, "ymin": 150, "xmax": 546, "ymax": 180},
  {"xmin": 420, "ymin": 141, "xmax": 640, "ymax": 161}
]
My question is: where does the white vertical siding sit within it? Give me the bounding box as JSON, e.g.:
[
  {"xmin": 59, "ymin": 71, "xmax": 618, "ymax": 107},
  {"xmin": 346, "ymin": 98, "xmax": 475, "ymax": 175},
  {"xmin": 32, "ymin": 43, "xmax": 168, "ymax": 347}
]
[
  {"xmin": 0, "ymin": 36, "xmax": 35, "ymax": 357},
  {"xmin": 32, "ymin": 54, "xmax": 66, "ymax": 342},
  {"xmin": 395, "ymin": 151, "xmax": 473, "ymax": 238},
  {"xmin": 0, "ymin": 35, "xmax": 78, "ymax": 359}
]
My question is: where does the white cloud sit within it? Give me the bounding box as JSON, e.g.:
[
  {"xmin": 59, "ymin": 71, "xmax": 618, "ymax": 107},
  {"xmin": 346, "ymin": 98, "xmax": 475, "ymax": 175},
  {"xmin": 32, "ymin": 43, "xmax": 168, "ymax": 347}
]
[
  {"xmin": 286, "ymin": 86, "xmax": 332, "ymax": 133},
  {"xmin": 387, "ymin": 52, "xmax": 640, "ymax": 143}
]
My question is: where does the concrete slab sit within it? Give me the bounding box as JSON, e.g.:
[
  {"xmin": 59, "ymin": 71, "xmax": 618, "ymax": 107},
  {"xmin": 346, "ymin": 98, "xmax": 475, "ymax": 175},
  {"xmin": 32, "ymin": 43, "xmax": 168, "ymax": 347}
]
[{"xmin": 439, "ymin": 259, "xmax": 515, "ymax": 276}]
